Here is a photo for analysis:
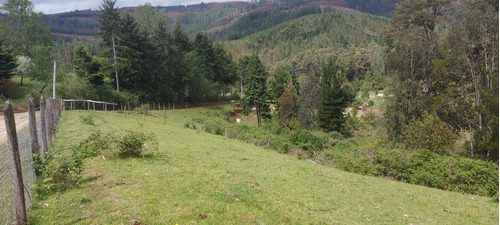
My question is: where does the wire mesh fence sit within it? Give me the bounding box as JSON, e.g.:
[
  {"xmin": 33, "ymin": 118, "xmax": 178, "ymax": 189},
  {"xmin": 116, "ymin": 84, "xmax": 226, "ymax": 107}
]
[{"xmin": 0, "ymin": 119, "xmax": 40, "ymax": 224}]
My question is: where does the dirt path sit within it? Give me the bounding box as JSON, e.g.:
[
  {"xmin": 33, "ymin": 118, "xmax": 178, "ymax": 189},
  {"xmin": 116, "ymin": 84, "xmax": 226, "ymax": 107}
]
[{"xmin": 0, "ymin": 112, "xmax": 32, "ymax": 145}]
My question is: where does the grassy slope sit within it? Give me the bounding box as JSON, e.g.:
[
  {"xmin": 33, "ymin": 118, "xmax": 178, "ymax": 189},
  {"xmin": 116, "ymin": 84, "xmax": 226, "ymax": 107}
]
[{"xmin": 30, "ymin": 107, "xmax": 498, "ymax": 224}]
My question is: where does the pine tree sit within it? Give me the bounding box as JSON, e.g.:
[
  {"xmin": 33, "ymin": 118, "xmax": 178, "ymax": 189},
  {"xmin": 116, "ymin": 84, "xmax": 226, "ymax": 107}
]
[
  {"xmin": 241, "ymin": 53, "xmax": 270, "ymax": 125},
  {"xmin": 0, "ymin": 41, "xmax": 18, "ymax": 80},
  {"xmin": 317, "ymin": 59, "xmax": 354, "ymax": 134},
  {"xmin": 97, "ymin": 0, "xmax": 121, "ymax": 92}
]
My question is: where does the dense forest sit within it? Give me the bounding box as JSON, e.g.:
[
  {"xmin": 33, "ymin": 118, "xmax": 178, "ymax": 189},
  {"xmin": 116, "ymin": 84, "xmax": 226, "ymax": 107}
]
[{"xmin": 0, "ymin": 0, "xmax": 498, "ymax": 199}]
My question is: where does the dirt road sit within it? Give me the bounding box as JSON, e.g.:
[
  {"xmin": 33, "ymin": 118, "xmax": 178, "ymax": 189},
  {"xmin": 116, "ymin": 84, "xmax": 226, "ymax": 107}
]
[{"xmin": 0, "ymin": 112, "xmax": 32, "ymax": 145}]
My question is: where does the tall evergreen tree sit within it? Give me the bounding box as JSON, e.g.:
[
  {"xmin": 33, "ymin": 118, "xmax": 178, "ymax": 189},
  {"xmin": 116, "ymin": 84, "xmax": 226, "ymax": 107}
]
[
  {"xmin": 0, "ymin": 41, "xmax": 18, "ymax": 80},
  {"xmin": 241, "ymin": 53, "xmax": 270, "ymax": 125},
  {"xmin": 317, "ymin": 59, "xmax": 354, "ymax": 134},
  {"xmin": 97, "ymin": 0, "xmax": 121, "ymax": 92}
]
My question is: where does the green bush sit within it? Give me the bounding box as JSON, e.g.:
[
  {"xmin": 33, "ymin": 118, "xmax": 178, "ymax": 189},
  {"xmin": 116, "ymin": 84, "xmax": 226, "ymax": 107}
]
[
  {"xmin": 76, "ymin": 130, "xmax": 110, "ymax": 158},
  {"xmin": 403, "ymin": 112, "xmax": 458, "ymax": 155},
  {"xmin": 33, "ymin": 148, "xmax": 84, "ymax": 198},
  {"xmin": 116, "ymin": 130, "xmax": 158, "ymax": 158},
  {"xmin": 373, "ymin": 149, "xmax": 499, "ymax": 198},
  {"xmin": 79, "ymin": 113, "xmax": 96, "ymax": 125}
]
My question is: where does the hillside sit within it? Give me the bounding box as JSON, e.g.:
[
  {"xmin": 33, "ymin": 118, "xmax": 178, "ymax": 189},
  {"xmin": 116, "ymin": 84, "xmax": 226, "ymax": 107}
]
[
  {"xmin": 30, "ymin": 107, "xmax": 498, "ymax": 224},
  {"xmin": 223, "ymin": 10, "xmax": 388, "ymax": 73},
  {"xmin": 41, "ymin": 0, "xmax": 401, "ymax": 40}
]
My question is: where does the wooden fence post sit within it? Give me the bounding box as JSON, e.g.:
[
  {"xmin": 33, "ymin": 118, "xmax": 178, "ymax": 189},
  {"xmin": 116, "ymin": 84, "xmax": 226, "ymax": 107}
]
[
  {"xmin": 3, "ymin": 101, "xmax": 27, "ymax": 225},
  {"xmin": 28, "ymin": 98, "xmax": 39, "ymax": 156},
  {"xmin": 40, "ymin": 97, "xmax": 48, "ymax": 154},
  {"xmin": 163, "ymin": 112, "xmax": 166, "ymax": 125},
  {"xmin": 45, "ymin": 99, "xmax": 54, "ymax": 145}
]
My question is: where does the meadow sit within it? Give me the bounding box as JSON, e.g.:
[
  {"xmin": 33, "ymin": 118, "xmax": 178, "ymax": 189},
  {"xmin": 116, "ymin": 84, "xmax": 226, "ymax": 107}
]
[{"xmin": 29, "ymin": 106, "xmax": 498, "ymax": 224}]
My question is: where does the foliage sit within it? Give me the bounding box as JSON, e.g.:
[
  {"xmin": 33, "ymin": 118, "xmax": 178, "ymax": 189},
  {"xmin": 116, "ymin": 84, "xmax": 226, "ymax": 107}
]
[
  {"xmin": 77, "ymin": 130, "xmax": 110, "ymax": 158},
  {"xmin": 116, "ymin": 130, "xmax": 158, "ymax": 158},
  {"xmin": 215, "ymin": 5, "xmax": 322, "ymax": 40},
  {"xmin": 225, "ymin": 11, "xmax": 388, "ymax": 73},
  {"xmin": 32, "ymin": 149, "xmax": 84, "ymax": 198},
  {"xmin": 372, "ymin": 149, "xmax": 498, "ymax": 198},
  {"xmin": 403, "ymin": 112, "xmax": 457, "ymax": 155},
  {"xmin": 0, "ymin": 0, "xmax": 52, "ymax": 58},
  {"xmin": 0, "ymin": 77, "xmax": 21, "ymax": 99},
  {"xmin": 73, "ymin": 44, "xmax": 103, "ymax": 85},
  {"xmin": 0, "ymin": 41, "xmax": 18, "ymax": 80},
  {"xmin": 317, "ymin": 59, "xmax": 355, "ymax": 134},
  {"xmin": 241, "ymin": 53, "xmax": 271, "ymax": 124},
  {"xmin": 28, "ymin": 45, "xmax": 54, "ymax": 86},
  {"xmin": 297, "ymin": 70, "xmax": 320, "ymax": 130},
  {"xmin": 382, "ymin": 0, "xmax": 498, "ymax": 162},
  {"xmin": 278, "ymin": 79, "xmax": 298, "ymax": 128}
]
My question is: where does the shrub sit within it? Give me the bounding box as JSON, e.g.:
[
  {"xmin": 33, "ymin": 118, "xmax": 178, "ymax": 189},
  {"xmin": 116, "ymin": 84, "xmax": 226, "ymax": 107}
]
[
  {"xmin": 80, "ymin": 113, "xmax": 96, "ymax": 125},
  {"xmin": 403, "ymin": 112, "xmax": 458, "ymax": 155},
  {"xmin": 76, "ymin": 130, "xmax": 110, "ymax": 158},
  {"xmin": 116, "ymin": 130, "xmax": 158, "ymax": 158},
  {"xmin": 32, "ymin": 148, "xmax": 85, "ymax": 198},
  {"xmin": 373, "ymin": 148, "xmax": 499, "ymax": 198},
  {"xmin": 0, "ymin": 78, "xmax": 21, "ymax": 99}
]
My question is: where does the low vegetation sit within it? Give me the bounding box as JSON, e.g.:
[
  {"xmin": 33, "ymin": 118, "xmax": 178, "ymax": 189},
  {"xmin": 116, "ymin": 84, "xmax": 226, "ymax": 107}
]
[{"xmin": 29, "ymin": 106, "xmax": 497, "ymax": 224}]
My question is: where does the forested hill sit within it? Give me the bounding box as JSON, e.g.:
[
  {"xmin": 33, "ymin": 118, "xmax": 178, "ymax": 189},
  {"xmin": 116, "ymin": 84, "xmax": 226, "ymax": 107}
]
[
  {"xmin": 43, "ymin": 0, "xmax": 401, "ymax": 40},
  {"xmin": 224, "ymin": 10, "xmax": 388, "ymax": 74}
]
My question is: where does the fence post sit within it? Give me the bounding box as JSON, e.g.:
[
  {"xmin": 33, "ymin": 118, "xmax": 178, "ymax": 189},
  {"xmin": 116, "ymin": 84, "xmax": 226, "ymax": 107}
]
[
  {"xmin": 3, "ymin": 101, "xmax": 27, "ymax": 225},
  {"xmin": 143, "ymin": 109, "xmax": 145, "ymax": 121},
  {"xmin": 40, "ymin": 97, "xmax": 48, "ymax": 154},
  {"xmin": 28, "ymin": 98, "xmax": 39, "ymax": 156},
  {"xmin": 45, "ymin": 99, "xmax": 54, "ymax": 145},
  {"xmin": 163, "ymin": 112, "xmax": 166, "ymax": 125},
  {"xmin": 124, "ymin": 105, "xmax": 127, "ymax": 118},
  {"xmin": 183, "ymin": 116, "xmax": 186, "ymax": 128}
]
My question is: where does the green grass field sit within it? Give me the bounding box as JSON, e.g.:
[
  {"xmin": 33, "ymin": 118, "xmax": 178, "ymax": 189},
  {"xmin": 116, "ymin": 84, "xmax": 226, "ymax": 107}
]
[{"xmin": 29, "ymin": 106, "xmax": 498, "ymax": 224}]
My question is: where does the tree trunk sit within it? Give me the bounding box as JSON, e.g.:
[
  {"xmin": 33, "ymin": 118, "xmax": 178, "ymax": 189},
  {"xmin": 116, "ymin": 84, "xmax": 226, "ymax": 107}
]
[{"xmin": 112, "ymin": 31, "xmax": 120, "ymax": 93}]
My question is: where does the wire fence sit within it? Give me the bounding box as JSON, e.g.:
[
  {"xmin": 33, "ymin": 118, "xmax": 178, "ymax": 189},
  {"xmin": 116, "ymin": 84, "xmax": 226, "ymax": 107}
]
[
  {"xmin": 1, "ymin": 97, "xmax": 63, "ymax": 224},
  {"xmin": 0, "ymin": 119, "xmax": 41, "ymax": 224}
]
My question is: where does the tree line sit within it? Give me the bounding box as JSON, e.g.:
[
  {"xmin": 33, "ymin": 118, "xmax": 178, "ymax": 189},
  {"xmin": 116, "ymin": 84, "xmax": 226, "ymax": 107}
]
[{"xmin": 382, "ymin": 0, "xmax": 498, "ymax": 162}]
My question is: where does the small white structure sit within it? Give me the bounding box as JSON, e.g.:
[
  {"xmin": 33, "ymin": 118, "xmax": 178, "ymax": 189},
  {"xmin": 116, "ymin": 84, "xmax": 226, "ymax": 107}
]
[{"xmin": 236, "ymin": 118, "xmax": 241, "ymax": 123}]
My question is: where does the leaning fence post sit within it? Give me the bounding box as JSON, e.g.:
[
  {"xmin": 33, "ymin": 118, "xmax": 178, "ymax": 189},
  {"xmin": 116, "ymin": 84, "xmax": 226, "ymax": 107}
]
[
  {"xmin": 3, "ymin": 101, "xmax": 28, "ymax": 225},
  {"xmin": 28, "ymin": 98, "xmax": 39, "ymax": 156},
  {"xmin": 40, "ymin": 97, "xmax": 49, "ymax": 154}
]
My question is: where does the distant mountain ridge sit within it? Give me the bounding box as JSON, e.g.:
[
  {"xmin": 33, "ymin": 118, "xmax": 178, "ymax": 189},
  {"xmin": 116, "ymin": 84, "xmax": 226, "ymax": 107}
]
[{"xmin": 43, "ymin": 0, "xmax": 402, "ymax": 40}]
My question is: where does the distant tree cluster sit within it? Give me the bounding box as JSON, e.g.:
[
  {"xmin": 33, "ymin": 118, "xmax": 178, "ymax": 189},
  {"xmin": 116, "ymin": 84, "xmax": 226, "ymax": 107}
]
[{"xmin": 96, "ymin": 0, "xmax": 237, "ymax": 104}]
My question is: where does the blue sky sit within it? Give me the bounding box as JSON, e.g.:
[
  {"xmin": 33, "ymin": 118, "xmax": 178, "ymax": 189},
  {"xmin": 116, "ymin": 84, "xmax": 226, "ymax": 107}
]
[{"xmin": 0, "ymin": 0, "xmax": 247, "ymax": 14}]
